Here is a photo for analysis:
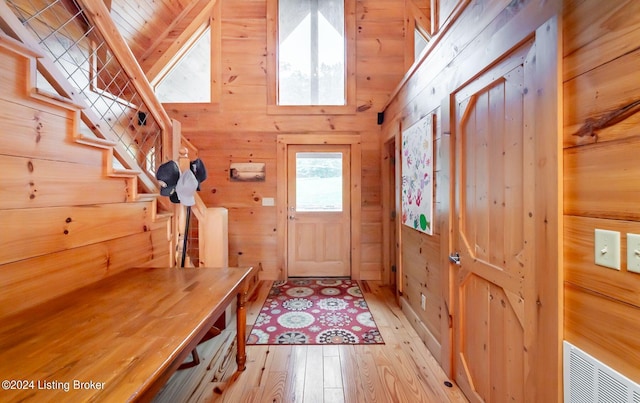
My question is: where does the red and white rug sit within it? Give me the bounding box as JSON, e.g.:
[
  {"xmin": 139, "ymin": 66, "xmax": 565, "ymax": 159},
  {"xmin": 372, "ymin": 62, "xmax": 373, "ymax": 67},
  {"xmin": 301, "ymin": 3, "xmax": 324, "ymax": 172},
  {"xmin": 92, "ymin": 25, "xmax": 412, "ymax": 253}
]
[{"xmin": 247, "ymin": 279, "xmax": 384, "ymax": 345}]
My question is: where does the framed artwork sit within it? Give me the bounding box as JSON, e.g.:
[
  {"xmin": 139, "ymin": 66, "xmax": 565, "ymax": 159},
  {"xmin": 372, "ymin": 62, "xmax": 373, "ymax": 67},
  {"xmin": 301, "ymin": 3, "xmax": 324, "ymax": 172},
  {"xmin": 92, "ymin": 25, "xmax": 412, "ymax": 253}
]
[
  {"xmin": 230, "ymin": 162, "xmax": 266, "ymax": 182},
  {"xmin": 401, "ymin": 113, "xmax": 435, "ymax": 235}
]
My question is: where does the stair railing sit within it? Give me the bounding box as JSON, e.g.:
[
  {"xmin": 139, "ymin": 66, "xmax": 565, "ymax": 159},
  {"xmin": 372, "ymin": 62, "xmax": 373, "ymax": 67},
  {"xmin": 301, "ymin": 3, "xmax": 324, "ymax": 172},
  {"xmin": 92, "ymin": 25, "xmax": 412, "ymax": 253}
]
[
  {"xmin": 0, "ymin": 0, "xmax": 175, "ymax": 191},
  {"xmin": 0, "ymin": 0, "xmax": 216, "ymax": 267}
]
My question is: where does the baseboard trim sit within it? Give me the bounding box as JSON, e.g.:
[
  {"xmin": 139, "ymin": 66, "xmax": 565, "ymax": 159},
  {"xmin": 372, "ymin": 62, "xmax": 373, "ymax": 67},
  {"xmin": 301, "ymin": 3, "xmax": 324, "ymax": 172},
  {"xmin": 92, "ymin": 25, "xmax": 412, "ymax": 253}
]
[{"xmin": 400, "ymin": 297, "xmax": 442, "ymax": 364}]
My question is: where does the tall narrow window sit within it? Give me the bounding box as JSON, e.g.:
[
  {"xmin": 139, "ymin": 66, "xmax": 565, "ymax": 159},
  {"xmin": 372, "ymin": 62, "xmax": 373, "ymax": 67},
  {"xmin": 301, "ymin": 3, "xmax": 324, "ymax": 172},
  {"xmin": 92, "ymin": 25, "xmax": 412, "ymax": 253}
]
[{"xmin": 278, "ymin": 0, "xmax": 345, "ymax": 106}]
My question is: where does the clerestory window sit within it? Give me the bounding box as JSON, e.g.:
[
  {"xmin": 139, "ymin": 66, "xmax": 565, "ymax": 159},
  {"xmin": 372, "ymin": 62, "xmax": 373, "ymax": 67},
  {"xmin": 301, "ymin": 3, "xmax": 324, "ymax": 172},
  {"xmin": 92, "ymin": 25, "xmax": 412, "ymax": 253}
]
[
  {"xmin": 268, "ymin": 0, "xmax": 355, "ymax": 114},
  {"xmin": 278, "ymin": 0, "xmax": 345, "ymax": 105}
]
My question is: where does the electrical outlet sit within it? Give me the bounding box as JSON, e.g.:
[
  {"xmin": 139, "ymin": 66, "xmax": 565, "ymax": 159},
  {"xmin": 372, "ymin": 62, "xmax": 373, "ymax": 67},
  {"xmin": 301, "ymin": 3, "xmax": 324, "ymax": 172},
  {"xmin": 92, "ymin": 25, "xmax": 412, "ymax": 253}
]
[
  {"xmin": 594, "ymin": 229, "xmax": 620, "ymax": 270},
  {"xmin": 627, "ymin": 233, "xmax": 640, "ymax": 273},
  {"xmin": 420, "ymin": 293, "xmax": 426, "ymax": 310}
]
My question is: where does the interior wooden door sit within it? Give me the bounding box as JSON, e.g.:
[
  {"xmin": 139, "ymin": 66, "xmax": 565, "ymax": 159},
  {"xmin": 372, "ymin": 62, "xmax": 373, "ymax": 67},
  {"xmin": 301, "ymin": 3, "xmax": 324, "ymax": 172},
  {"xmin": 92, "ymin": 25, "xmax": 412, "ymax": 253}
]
[
  {"xmin": 287, "ymin": 144, "xmax": 351, "ymax": 277},
  {"xmin": 451, "ymin": 30, "xmax": 558, "ymax": 402}
]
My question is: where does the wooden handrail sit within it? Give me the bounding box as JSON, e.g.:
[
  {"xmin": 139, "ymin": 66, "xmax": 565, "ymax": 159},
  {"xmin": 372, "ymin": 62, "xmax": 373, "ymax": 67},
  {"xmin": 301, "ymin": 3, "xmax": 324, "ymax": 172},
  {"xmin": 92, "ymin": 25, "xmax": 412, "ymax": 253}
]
[{"xmin": 75, "ymin": 0, "xmax": 175, "ymax": 163}]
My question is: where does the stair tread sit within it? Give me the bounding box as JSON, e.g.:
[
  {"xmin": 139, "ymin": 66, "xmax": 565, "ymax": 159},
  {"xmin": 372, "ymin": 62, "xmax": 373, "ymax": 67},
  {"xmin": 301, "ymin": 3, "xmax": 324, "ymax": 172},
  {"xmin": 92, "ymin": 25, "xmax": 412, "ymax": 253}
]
[
  {"xmin": 31, "ymin": 88, "xmax": 84, "ymax": 110},
  {"xmin": 75, "ymin": 134, "xmax": 118, "ymax": 149},
  {"xmin": 136, "ymin": 193, "xmax": 160, "ymax": 201},
  {"xmin": 110, "ymin": 168, "xmax": 142, "ymax": 177}
]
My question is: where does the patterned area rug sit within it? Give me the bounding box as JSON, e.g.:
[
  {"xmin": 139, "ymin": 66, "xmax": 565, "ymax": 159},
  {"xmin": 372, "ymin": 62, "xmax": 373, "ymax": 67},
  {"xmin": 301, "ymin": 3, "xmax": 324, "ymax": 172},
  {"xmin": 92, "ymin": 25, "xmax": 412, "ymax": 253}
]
[{"xmin": 247, "ymin": 279, "xmax": 384, "ymax": 345}]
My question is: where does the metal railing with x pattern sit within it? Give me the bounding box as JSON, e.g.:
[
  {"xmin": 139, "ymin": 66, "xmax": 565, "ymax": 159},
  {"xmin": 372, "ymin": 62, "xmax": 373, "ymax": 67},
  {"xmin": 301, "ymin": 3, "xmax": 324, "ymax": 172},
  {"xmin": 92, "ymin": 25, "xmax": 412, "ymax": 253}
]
[{"xmin": 4, "ymin": 0, "xmax": 163, "ymax": 178}]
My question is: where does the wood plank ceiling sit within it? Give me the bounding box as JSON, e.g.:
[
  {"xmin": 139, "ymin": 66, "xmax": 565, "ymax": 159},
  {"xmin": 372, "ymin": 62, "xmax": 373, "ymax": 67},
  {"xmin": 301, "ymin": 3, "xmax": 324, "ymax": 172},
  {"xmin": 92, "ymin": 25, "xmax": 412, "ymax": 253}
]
[{"xmin": 108, "ymin": 0, "xmax": 207, "ymax": 74}]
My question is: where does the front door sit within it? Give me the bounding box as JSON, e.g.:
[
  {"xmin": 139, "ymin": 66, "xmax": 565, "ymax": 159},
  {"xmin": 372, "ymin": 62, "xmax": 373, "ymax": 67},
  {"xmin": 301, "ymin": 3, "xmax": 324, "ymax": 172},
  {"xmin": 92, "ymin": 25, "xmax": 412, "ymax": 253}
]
[
  {"xmin": 287, "ymin": 145, "xmax": 351, "ymax": 277},
  {"xmin": 451, "ymin": 21, "xmax": 559, "ymax": 402}
]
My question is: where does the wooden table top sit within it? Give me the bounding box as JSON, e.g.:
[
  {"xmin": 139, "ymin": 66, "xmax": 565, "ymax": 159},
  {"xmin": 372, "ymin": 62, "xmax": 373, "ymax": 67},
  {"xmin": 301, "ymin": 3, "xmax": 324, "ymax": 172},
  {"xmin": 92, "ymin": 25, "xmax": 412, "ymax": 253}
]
[{"xmin": 0, "ymin": 266, "xmax": 256, "ymax": 402}]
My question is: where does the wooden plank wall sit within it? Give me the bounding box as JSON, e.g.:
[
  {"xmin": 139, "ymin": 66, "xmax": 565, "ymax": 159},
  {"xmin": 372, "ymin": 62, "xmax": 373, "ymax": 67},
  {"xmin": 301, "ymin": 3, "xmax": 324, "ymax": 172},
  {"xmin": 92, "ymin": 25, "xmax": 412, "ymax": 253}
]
[
  {"xmin": 163, "ymin": 0, "xmax": 406, "ymax": 280},
  {"xmin": 0, "ymin": 38, "xmax": 171, "ymax": 317},
  {"xmin": 383, "ymin": 0, "xmax": 640, "ymax": 388},
  {"xmin": 562, "ymin": 0, "xmax": 640, "ymax": 381},
  {"xmin": 382, "ymin": 0, "xmax": 531, "ymax": 368}
]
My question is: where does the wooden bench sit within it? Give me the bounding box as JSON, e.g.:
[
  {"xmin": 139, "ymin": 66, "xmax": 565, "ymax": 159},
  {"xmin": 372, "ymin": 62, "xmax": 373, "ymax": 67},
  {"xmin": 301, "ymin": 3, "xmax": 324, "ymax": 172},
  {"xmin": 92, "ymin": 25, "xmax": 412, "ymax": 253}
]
[{"xmin": 0, "ymin": 266, "xmax": 257, "ymax": 402}]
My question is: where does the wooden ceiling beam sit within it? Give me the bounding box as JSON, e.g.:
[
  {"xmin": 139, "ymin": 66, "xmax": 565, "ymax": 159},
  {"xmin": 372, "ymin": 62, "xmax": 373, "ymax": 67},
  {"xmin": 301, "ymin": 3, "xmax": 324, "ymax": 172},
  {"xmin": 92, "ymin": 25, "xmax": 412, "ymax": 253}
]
[
  {"xmin": 408, "ymin": 0, "xmax": 432, "ymax": 37},
  {"xmin": 138, "ymin": 0, "xmax": 201, "ymax": 64},
  {"xmin": 141, "ymin": 0, "xmax": 216, "ymax": 83}
]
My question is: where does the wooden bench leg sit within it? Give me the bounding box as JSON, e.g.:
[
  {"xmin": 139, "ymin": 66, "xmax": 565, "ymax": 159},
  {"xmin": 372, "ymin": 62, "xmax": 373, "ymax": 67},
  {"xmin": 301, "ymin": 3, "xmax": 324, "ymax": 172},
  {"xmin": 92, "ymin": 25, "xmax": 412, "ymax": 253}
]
[
  {"xmin": 236, "ymin": 289, "xmax": 248, "ymax": 371},
  {"xmin": 177, "ymin": 325, "xmax": 222, "ymax": 371},
  {"xmin": 178, "ymin": 349, "xmax": 200, "ymax": 370}
]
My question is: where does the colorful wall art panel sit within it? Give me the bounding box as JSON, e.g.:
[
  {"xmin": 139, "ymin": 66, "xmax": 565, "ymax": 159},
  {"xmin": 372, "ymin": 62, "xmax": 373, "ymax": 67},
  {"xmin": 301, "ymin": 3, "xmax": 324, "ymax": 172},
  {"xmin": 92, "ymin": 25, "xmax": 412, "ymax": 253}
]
[{"xmin": 401, "ymin": 113, "xmax": 434, "ymax": 235}]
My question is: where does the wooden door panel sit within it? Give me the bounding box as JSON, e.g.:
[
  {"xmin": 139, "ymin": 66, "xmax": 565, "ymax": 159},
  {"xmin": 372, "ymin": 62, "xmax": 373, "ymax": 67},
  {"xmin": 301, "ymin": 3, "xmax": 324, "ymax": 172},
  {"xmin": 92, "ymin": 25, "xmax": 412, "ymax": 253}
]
[
  {"xmin": 487, "ymin": 282, "xmax": 525, "ymax": 402},
  {"xmin": 458, "ymin": 274, "xmax": 490, "ymax": 399},
  {"xmin": 322, "ymin": 222, "xmax": 345, "ymax": 261},
  {"xmin": 454, "ymin": 41, "xmax": 533, "ymax": 402},
  {"xmin": 293, "ymin": 222, "xmax": 316, "ymax": 261},
  {"xmin": 459, "ymin": 66, "xmax": 526, "ymax": 287},
  {"xmin": 457, "ymin": 274, "xmax": 525, "ymax": 402},
  {"xmin": 289, "ymin": 221, "xmax": 349, "ymax": 277},
  {"xmin": 290, "ymin": 221, "xmax": 347, "ymax": 262}
]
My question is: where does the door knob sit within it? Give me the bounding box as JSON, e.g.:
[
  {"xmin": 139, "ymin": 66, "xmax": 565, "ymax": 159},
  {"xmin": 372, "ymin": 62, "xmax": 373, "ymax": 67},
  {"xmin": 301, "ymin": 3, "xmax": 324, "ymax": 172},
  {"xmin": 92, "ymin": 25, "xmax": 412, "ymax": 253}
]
[
  {"xmin": 449, "ymin": 252, "xmax": 461, "ymax": 265},
  {"xmin": 289, "ymin": 215, "xmax": 296, "ymax": 220}
]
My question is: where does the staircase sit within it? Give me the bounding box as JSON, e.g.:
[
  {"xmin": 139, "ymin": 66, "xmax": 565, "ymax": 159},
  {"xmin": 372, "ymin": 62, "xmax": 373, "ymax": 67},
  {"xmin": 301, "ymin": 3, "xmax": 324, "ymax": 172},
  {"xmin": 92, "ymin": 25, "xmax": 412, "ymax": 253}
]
[
  {"xmin": 0, "ymin": 35, "xmax": 175, "ymax": 314},
  {"xmin": 0, "ymin": 0, "xmax": 214, "ymax": 267},
  {"xmin": 0, "ymin": 0, "xmax": 172, "ymax": 191},
  {"xmin": 0, "ymin": 0, "xmax": 180, "ymax": 266}
]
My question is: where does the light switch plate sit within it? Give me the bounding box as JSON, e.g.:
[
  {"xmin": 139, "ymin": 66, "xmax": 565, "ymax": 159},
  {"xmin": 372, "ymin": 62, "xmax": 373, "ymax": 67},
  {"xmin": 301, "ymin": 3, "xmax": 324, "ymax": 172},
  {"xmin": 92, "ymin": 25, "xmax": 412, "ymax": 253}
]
[
  {"xmin": 262, "ymin": 197, "xmax": 275, "ymax": 206},
  {"xmin": 627, "ymin": 233, "xmax": 640, "ymax": 273},
  {"xmin": 594, "ymin": 229, "xmax": 620, "ymax": 270}
]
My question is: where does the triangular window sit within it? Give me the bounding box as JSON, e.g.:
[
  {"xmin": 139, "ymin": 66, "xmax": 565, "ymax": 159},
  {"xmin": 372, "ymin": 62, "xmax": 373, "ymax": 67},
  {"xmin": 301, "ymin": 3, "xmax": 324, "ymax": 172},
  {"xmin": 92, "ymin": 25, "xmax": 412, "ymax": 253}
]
[
  {"xmin": 414, "ymin": 27, "xmax": 429, "ymax": 60},
  {"xmin": 155, "ymin": 27, "xmax": 211, "ymax": 103}
]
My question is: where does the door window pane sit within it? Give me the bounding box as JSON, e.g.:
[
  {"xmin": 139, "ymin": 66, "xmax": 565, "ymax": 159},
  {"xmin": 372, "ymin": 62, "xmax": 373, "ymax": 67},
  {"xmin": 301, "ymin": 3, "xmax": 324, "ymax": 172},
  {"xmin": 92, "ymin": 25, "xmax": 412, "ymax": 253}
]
[{"xmin": 296, "ymin": 152, "xmax": 342, "ymax": 211}]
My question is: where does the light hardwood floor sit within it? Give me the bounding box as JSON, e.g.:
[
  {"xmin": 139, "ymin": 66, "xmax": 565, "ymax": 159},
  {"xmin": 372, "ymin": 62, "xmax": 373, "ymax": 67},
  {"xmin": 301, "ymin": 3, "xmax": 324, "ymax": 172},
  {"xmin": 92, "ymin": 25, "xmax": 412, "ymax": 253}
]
[{"xmin": 154, "ymin": 281, "xmax": 468, "ymax": 403}]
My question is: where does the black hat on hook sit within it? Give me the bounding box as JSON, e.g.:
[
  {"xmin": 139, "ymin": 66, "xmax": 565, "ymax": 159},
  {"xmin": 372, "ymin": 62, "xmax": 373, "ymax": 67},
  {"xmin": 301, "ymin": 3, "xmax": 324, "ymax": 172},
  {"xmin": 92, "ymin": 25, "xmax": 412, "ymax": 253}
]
[
  {"xmin": 190, "ymin": 158, "xmax": 207, "ymax": 191},
  {"xmin": 155, "ymin": 160, "xmax": 180, "ymax": 196}
]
